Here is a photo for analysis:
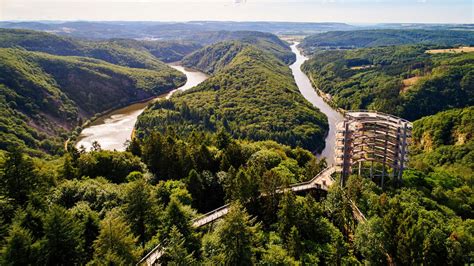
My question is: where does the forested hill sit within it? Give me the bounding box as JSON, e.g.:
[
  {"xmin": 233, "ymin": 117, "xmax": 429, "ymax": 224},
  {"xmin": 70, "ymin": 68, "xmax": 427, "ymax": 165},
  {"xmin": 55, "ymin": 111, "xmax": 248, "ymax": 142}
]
[
  {"xmin": 181, "ymin": 41, "xmax": 247, "ymax": 75},
  {"xmin": 0, "ymin": 29, "xmax": 294, "ymax": 64},
  {"xmin": 344, "ymin": 106, "xmax": 473, "ymax": 265},
  {"xmin": 184, "ymin": 31, "xmax": 295, "ymax": 64},
  {"xmin": 181, "ymin": 31, "xmax": 295, "ymax": 74},
  {"xmin": 410, "ymin": 106, "xmax": 473, "ymax": 182},
  {"xmin": 300, "ymin": 29, "xmax": 474, "ymax": 53},
  {"xmin": 0, "ymin": 28, "xmax": 200, "ymax": 65},
  {"xmin": 136, "ymin": 42, "xmax": 328, "ymax": 152},
  {"xmin": 103, "ymin": 39, "xmax": 202, "ymax": 63},
  {"xmin": 0, "ymin": 48, "xmax": 185, "ymax": 155},
  {"xmin": 302, "ymin": 45, "xmax": 474, "ymax": 121}
]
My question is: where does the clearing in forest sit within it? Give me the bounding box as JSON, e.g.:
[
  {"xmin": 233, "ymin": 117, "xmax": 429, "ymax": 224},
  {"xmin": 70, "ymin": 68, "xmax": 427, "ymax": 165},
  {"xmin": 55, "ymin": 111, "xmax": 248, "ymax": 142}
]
[
  {"xmin": 426, "ymin": 46, "xmax": 474, "ymax": 54},
  {"xmin": 401, "ymin": 76, "xmax": 421, "ymax": 93}
]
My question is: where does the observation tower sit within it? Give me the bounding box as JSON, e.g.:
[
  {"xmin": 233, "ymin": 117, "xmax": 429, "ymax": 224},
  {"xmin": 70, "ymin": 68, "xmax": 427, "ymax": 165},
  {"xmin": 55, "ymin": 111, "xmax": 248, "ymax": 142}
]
[{"xmin": 335, "ymin": 111, "xmax": 412, "ymax": 187}]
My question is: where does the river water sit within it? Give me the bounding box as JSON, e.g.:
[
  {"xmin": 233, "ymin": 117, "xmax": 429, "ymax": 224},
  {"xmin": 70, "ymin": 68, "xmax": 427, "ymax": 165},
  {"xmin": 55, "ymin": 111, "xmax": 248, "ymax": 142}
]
[
  {"xmin": 289, "ymin": 43, "xmax": 344, "ymax": 165},
  {"xmin": 75, "ymin": 64, "xmax": 208, "ymax": 151},
  {"xmin": 76, "ymin": 46, "xmax": 343, "ymax": 165}
]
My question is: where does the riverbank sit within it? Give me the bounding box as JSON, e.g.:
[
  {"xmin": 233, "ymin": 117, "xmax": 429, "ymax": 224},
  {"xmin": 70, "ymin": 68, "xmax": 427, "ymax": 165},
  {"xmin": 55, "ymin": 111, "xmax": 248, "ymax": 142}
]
[
  {"xmin": 65, "ymin": 94, "xmax": 167, "ymax": 151},
  {"xmin": 290, "ymin": 43, "xmax": 345, "ymax": 165},
  {"xmin": 74, "ymin": 64, "xmax": 208, "ymax": 151},
  {"xmin": 307, "ymin": 74, "xmax": 346, "ymax": 114}
]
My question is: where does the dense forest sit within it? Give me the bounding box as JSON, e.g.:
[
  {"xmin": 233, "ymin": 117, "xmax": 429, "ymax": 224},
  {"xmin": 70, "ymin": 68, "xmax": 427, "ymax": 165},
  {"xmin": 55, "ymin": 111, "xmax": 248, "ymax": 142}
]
[
  {"xmin": 182, "ymin": 39, "xmax": 294, "ymax": 74},
  {"xmin": 0, "ymin": 26, "xmax": 473, "ymax": 265},
  {"xmin": 0, "ymin": 29, "xmax": 201, "ymax": 65},
  {"xmin": 409, "ymin": 106, "xmax": 473, "ymax": 218},
  {"xmin": 1, "ymin": 121, "xmax": 472, "ymax": 265},
  {"xmin": 348, "ymin": 106, "xmax": 473, "ymax": 264},
  {"xmin": 183, "ymin": 31, "xmax": 296, "ymax": 64},
  {"xmin": 137, "ymin": 41, "xmax": 328, "ymax": 152},
  {"xmin": 182, "ymin": 41, "xmax": 249, "ymax": 74},
  {"xmin": 0, "ymin": 30, "xmax": 187, "ymax": 155},
  {"xmin": 300, "ymin": 29, "xmax": 474, "ymax": 52},
  {"xmin": 0, "ymin": 28, "xmax": 295, "ymax": 65},
  {"xmin": 302, "ymin": 45, "xmax": 474, "ymax": 120}
]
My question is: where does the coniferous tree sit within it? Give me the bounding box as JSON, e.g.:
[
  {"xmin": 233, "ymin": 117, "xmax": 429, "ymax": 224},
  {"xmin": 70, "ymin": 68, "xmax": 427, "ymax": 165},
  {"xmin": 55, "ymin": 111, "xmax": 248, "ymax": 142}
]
[
  {"xmin": 260, "ymin": 168, "xmax": 290, "ymax": 224},
  {"xmin": 1, "ymin": 223, "xmax": 34, "ymax": 266},
  {"xmin": 141, "ymin": 132, "xmax": 165, "ymax": 178},
  {"xmin": 127, "ymin": 137, "xmax": 142, "ymax": 157},
  {"xmin": 70, "ymin": 203, "xmax": 100, "ymax": 263},
  {"xmin": 185, "ymin": 169, "xmax": 204, "ymax": 210},
  {"xmin": 41, "ymin": 205, "xmax": 83, "ymax": 265},
  {"xmin": 215, "ymin": 202, "xmax": 256, "ymax": 265},
  {"xmin": 92, "ymin": 210, "xmax": 140, "ymax": 264},
  {"xmin": 216, "ymin": 129, "xmax": 231, "ymax": 150},
  {"xmin": 60, "ymin": 154, "xmax": 78, "ymax": 179},
  {"xmin": 162, "ymin": 198, "xmax": 199, "ymax": 253},
  {"xmin": 159, "ymin": 226, "xmax": 197, "ymax": 265},
  {"xmin": 287, "ymin": 226, "xmax": 301, "ymax": 259},
  {"xmin": 277, "ymin": 192, "xmax": 298, "ymax": 241},
  {"xmin": 324, "ymin": 183, "xmax": 355, "ymax": 237},
  {"xmin": 1, "ymin": 149, "xmax": 37, "ymax": 205},
  {"xmin": 123, "ymin": 178, "xmax": 157, "ymax": 245}
]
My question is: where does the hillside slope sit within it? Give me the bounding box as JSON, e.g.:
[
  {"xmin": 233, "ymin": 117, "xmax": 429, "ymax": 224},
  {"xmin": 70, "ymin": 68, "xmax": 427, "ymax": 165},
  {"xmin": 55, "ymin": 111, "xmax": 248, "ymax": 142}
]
[
  {"xmin": 106, "ymin": 39, "xmax": 202, "ymax": 63},
  {"xmin": 302, "ymin": 45, "xmax": 474, "ymax": 120},
  {"xmin": 405, "ymin": 107, "xmax": 474, "ymax": 218},
  {"xmin": 182, "ymin": 31, "xmax": 295, "ymax": 66},
  {"xmin": 0, "ymin": 48, "xmax": 185, "ymax": 154},
  {"xmin": 0, "ymin": 28, "xmax": 293, "ymax": 65},
  {"xmin": 181, "ymin": 41, "xmax": 247, "ymax": 75},
  {"xmin": 0, "ymin": 28, "xmax": 196, "ymax": 68},
  {"xmin": 137, "ymin": 42, "xmax": 328, "ymax": 152},
  {"xmin": 300, "ymin": 29, "xmax": 474, "ymax": 53}
]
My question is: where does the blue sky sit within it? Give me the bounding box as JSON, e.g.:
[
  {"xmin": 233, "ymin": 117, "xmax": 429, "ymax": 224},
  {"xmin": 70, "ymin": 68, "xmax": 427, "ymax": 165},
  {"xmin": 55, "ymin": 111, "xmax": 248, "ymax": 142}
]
[{"xmin": 1, "ymin": 0, "xmax": 472, "ymax": 23}]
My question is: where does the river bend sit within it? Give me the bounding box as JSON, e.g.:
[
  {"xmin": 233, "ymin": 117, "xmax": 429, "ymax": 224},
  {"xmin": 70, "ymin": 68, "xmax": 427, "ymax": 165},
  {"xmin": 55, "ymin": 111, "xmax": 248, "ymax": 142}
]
[
  {"xmin": 75, "ymin": 64, "xmax": 208, "ymax": 151},
  {"xmin": 76, "ymin": 46, "xmax": 342, "ymax": 164}
]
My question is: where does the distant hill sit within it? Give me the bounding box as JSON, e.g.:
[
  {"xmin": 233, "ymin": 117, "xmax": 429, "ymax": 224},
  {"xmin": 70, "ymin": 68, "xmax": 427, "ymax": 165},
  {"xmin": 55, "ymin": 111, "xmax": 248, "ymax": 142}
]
[
  {"xmin": 0, "ymin": 21, "xmax": 357, "ymax": 39},
  {"xmin": 181, "ymin": 41, "xmax": 247, "ymax": 75},
  {"xmin": 182, "ymin": 31, "xmax": 295, "ymax": 64},
  {"xmin": 300, "ymin": 30, "xmax": 474, "ymax": 53},
  {"xmin": 0, "ymin": 28, "xmax": 199, "ymax": 67},
  {"xmin": 302, "ymin": 45, "xmax": 474, "ymax": 121},
  {"xmin": 136, "ymin": 42, "xmax": 328, "ymax": 152},
  {"xmin": 105, "ymin": 39, "xmax": 202, "ymax": 63},
  {"xmin": 0, "ymin": 48, "xmax": 185, "ymax": 154},
  {"xmin": 0, "ymin": 28, "xmax": 293, "ymax": 64}
]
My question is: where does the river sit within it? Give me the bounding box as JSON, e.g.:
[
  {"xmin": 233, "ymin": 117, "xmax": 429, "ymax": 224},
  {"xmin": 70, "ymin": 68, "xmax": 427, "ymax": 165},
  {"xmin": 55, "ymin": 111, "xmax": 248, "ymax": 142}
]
[
  {"xmin": 75, "ymin": 64, "xmax": 208, "ymax": 151},
  {"xmin": 76, "ymin": 46, "xmax": 343, "ymax": 164},
  {"xmin": 289, "ymin": 43, "xmax": 344, "ymax": 165}
]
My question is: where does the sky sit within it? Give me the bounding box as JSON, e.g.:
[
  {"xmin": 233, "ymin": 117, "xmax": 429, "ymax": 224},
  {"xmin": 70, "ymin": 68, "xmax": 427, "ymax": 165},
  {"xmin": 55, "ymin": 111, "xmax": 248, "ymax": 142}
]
[{"xmin": 0, "ymin": 0, "xmax": 472, "ymax": 23}]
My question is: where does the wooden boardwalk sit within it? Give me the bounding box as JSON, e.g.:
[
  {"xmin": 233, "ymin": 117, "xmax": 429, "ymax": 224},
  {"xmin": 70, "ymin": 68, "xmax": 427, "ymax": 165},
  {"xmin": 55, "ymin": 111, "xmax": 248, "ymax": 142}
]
[
  {"xmin": 139, "ymin": 166, "xmax": 345, "ymax": 265},
  {"xmin": 192, "ymin": 166, "xmax": 336, "ymax": 227}
]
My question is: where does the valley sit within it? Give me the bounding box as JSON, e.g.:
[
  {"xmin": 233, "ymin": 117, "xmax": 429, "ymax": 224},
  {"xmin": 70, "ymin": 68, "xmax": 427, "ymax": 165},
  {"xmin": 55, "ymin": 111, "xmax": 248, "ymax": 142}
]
[
  {"xmin": 76, "ymin": 42, "xmax": 342, "ymax": 165},
  {"xmin": 289, "ymin": 43, "xmax": 344, "ymax": 165},
  {"xmin": 0, "ymin": 21, "xmax": 473, "ymax": 266},
  {"xmin": 75, "ymin": 64, "xmax": 208, "ymax": 151}
]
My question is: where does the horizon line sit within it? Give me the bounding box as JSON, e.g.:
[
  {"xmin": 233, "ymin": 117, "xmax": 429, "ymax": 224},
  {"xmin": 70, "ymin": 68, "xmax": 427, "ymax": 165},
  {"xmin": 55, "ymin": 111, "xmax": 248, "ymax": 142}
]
[{"xmin": 1, "ymin": 20, "xmax": 473, "ymax": 25}]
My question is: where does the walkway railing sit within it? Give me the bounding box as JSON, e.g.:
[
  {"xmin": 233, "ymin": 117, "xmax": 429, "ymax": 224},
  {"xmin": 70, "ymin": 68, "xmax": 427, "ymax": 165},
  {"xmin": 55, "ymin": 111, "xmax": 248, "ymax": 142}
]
[
  {"xmin": 138, "ymin": 166, "xmax": 364, "ymax": 266},
  {"xmin": 192, "ymin": 167, "xmax": 336, "ymax": 228},
  {"xmin": 192, "ymin": 203, "xmax": 230, "ymax": 227}
]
